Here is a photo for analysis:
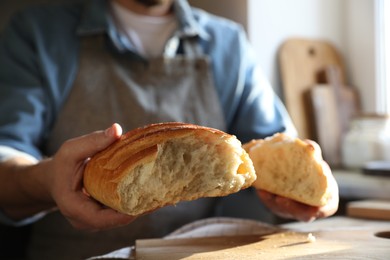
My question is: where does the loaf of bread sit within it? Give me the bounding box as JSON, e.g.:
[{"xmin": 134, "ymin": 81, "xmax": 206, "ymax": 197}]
[
  {"xmin": 84, "ymin": 122, "xmax": 256, "ymax": 215},
  {"xmin": 243, "ymin": 133, "xmax": 332, "ymax": 207}
]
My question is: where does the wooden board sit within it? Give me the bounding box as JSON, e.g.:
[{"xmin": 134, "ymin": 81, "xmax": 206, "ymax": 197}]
[
  {"xmin": 317, "ymin": 65, "xmax": 361, "ymax": 135},
  {"xmin": 135, "ymin": 217, "xmax": 390, "ymax": 259},
  {"xmin": 278, "ymin": 38, "xmax": 346, "ymax": 140},
  {"xmin": 308, "ymin": 84, "xmax": 341, "ymax": 166},
  {"xmin": 347, "ymin": 200, "xmax": 390, "ymax": 220}
]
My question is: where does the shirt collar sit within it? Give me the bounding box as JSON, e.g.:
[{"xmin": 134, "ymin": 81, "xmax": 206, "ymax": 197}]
[
  {"xmin": 76, "ymin": 0, "xmax": 210, "ymax": 41},
  {"xmin": 172, "ymin": 0, "xmax": 210, "ymax": 40}
]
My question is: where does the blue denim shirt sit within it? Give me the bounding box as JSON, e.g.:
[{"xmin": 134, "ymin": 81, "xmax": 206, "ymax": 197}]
[{"xmin": 0, "ymin": 0, "xmax": 296, "ymax": 161}]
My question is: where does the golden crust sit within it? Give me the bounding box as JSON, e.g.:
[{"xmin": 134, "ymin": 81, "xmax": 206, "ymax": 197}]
[{"xmin": 83, "ymin": 122, "xmax": 254, "ymax": 215}]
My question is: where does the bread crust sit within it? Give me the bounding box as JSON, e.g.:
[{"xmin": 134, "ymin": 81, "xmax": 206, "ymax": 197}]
[{"xmin": 84, "ymin": 122, "xmax": 256, "ymax": 215}]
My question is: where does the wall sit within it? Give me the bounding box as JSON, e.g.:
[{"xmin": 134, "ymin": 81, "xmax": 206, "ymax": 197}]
[
  {"xmin": 247, "ymin": 0, "xmax": 345, "ymax": 95},
  {"xmin": 190, "ymin": 0, "xmax": 376, "ymax": 113},
  {"xmin": 344, "ymin": 0, "xmax": 376, "ymax": 113},
  {"xmin": 188, "ymin": 0, "xmax": 248, "ymax": 32}
]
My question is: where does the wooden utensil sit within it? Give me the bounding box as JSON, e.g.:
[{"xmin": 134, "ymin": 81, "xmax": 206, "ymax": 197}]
[{"xmin": 278, "ymin": 38, "xmax": 346, "ymax": 140}]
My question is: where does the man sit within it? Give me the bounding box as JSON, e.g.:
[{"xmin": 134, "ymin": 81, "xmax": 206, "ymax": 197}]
[{"xmin": 0, "ymin": 0, "xmax": 338, "ymax": 259}]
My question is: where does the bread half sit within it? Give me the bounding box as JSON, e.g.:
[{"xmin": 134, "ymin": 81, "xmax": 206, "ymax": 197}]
[
  {"xmin": 84, "ymin": 122, "xmax": 256, "ymax": 215},
  {"xmin": 243, "ymin": 133, "xmax": 332, "ymax": 207}
]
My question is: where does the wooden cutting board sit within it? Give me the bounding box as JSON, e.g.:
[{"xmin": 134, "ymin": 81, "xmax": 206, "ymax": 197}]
[
  {"xmin": 135, "ymin": 217, "xmax": 390, "ymax": 259},
  {"xmin": 347, "ymin": 200, "xmax": 390, "ymax": 220},
  {"xmin": 317, "ymin": 65, "xmax": 361, "ymax": 135},
  {"xmin": 311, "ymin": 66, "xmax": 361, "ymax": 167},
  {"xmin": 278, "ymin": 38, "xmax": 346, "ymax": 140},
  {"xmin": 308, "ymin": 84, "xmax": 341, "ymax": 166}
]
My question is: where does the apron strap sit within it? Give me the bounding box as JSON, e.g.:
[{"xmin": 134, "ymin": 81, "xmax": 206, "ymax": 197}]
[{"xmin": 164, "ymin": 36, "xmax": 202, "ymax": 58}]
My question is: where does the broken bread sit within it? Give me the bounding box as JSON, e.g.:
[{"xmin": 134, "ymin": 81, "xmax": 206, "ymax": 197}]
[
  {"xmin": 243, "ymin": 133, "xmax": 332, "ymax": 207},
  {"xmin": 84, "ymin": 122, "xmax": 256, "ymax": 215}
]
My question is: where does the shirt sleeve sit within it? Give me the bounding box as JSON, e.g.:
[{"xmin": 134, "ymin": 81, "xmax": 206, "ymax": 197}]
[
  {"xmin": 0, "ymin": 12, "xmax": 50, "ymax": 226},
  {"xmin": 229, "ymin": 61, "xmax": 298, "ymax": 141},
  {"xmin": 215, "ymin": 24, "xmax": 297, "ymax": 142},
  {"xmin": 0, "ymin": 11, "xmax": 49, "ymax": 160},
  {"xmin": 0, "ymin": 145, "xmax": 47, "ymax": 226},
  {"xmin": 0, "ymin": 145, "xmax": 39, "ymax": 163},
  {"xmin": 0, "ymin": 209, "xmax": 47, "ymax": 227}
]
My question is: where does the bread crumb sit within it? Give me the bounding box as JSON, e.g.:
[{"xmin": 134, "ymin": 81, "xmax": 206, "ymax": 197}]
[{"xmin": 307, "ymin": 233, "xmax": 316, "ymax": 243}]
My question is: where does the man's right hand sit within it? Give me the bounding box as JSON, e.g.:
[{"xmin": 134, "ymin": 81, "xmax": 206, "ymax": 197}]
[{"xmin": 0, "ymin": 124, "xmax": 136, "ymax": 231}]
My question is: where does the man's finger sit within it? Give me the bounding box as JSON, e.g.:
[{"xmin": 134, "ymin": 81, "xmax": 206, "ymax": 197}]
[
  {"xmin": 257, "ymin": 190, "xmax": 319, "ymax": 222},
  {"xmin": 80, "ymin": 208, "xmax": 136, "ymax": 231},
  {"xmin": 60, "ymin": 123, "xmax": 123, "ymax": 161},
  {"xmin": 66, "ymin": 193, "xmax": 136, "ymax": 231}
]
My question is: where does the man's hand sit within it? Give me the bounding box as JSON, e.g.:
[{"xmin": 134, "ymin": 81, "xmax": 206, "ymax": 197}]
[
  {"xmin": 46, "ymin": 123, "xmax": 136, "ymax": 231},
  {"xmin": 256, "ymin": 142, "xmax": 339, "ymax": 222},
  {"xmin": 1, "ymin": 123, "xmax": 147, "ymax": 230}
]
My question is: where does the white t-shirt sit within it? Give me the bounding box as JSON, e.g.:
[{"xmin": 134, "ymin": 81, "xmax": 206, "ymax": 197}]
[{"xmin": 110, "ymin": 1, "xmax": 177, "ymax": 58}]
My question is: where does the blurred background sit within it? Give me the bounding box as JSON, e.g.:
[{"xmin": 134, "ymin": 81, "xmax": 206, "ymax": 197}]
[
  {"xmin": 0, "ymin": 0, "xmax": 382, "ymax": 114},
  {"xmin": 1, "ymin": 1, "xmax": 390, "ymax": 259}
]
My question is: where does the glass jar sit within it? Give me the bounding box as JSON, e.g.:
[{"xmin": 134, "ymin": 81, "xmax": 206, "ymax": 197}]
[{"xmin": 341, "ymin": 114, "xmax": 390, "ymax": 169}]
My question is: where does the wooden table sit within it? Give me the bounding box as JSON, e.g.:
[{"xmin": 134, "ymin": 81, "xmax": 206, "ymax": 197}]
[{"xmin": 135, "ymin": 216, "xmax": 390, "ymax": 259}]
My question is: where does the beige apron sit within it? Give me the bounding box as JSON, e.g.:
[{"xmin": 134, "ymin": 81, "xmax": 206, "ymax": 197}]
[{"xmin": 26, "ymin": 35, "xmax": 226, "ymax": 260}]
